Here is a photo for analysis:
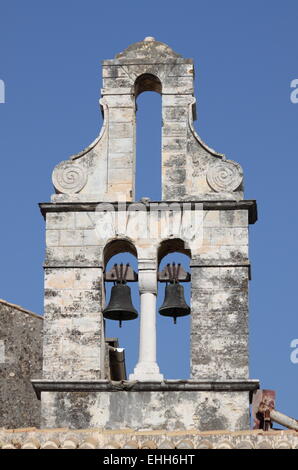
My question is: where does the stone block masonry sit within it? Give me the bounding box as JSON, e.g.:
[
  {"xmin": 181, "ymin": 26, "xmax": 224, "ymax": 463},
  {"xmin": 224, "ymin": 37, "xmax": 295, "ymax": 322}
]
[{"xmin": 0, "ymin": 299, "xmax": 43, "ymax": 428}]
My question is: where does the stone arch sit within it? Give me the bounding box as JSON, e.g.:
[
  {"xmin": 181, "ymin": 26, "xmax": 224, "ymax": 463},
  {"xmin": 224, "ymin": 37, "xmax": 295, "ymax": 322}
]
[
  {"xmin": 134, "ymin": 73, "xmax": 162, "ymax": 200},
  {"xmin": 157, "ymin": 238, "xmax": 191, "ymax": 379},
  {"xmin": 103, "ymin": 237, "xmax": 140, "ymax": 376},
  {"xmin": 158, "ymin": 238, "xmax": 191, "ymax": 266},
  {"xmin": 134, "ymin": 73, "xmax": 162, "ymax": 98},
  {"xmin": 103, "ymin": 238, "xmax": 138, "ymax": 269}
]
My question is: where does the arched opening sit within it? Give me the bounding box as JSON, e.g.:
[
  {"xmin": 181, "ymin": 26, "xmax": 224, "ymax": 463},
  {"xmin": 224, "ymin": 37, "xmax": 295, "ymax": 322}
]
[
  {"xmin": 135, "ymin": 73, "xmax": 162, "ymax": 97},
  {"xmin": 158, "ymin": 238, "xmax": 191, "ymax": 265},
  {"xmin": 104, "ymin": 238, "xmax": 137, "ymax": 267},
  {"xmin": 157, "ymin": 239, "xmax": 191, "ymax": 379},
  {"xmin": 135, "ymin": 74, "xmax": 162, "ymax": 201},
  {"xmin": 103, "ymin": 239, "xmax": 139, "ymax": 378}
]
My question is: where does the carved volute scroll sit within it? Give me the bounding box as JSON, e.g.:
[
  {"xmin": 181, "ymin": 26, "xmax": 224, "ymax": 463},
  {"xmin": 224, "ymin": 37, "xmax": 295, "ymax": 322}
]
[{"xmin": 52, "ymin": 161, "xmax": 87, "ymax": 194}]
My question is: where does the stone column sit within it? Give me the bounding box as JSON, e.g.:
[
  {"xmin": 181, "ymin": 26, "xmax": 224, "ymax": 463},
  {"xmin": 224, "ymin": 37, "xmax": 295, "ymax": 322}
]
[
  {"xmin": 103, "ymin": 92, "xmax": 136, "ymax": 201},
  {"xmin": 161, "ymin": 74, "xmax": 194, "ymax": 201},
  {"xmin": 129, "ymin": 261, "xmax": 163, "ymax": 381}
]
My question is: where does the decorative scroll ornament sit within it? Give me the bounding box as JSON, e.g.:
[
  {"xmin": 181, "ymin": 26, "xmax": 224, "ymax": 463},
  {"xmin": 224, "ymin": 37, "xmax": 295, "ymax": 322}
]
[
  {"xmin": 206, "ymin": 159, "xmax": 243, "ymax": 192},
  {"xmin": 52, "ymin": 160, "xmax": 87, "ymax": 194}
]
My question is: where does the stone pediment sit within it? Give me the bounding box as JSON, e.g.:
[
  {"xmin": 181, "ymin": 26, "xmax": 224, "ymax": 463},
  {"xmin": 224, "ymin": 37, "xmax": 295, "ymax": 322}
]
[
  {"xmin": 115, "ymin": 36, "xmax": 182, "ymax": 61},
  {"xmin": 51, "ymin": 39, "xmax": 244, "ymax": 203}
]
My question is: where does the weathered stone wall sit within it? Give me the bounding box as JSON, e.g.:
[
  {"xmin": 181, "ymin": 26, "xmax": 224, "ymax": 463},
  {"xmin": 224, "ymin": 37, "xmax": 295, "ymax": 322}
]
[
  {"xmin": 43, "ymin": 212, "xmax": 104, "ymax": 381},
  {"xmin": 39, "ymin": 201, "xmax": 256, "ymax": 429},
  {"xmin": 190, "ymin": 209, "xmax": 250, "ymax": 380},
  {"xmin": 0, "ymin": 300, "xmax": 43, "ymax": 428},
  {"xmin": 42, "ymin": 203, "xmax": 254, "ymax": 382},
  {"xmin": 40, "ymin": 390, "xmax": 250, "ymax": 431}
]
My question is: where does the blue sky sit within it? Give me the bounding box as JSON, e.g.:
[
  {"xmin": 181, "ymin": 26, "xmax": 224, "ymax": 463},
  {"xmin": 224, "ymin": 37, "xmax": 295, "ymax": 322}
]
[{"xmin": 0, "ymin": 0, "xmax": 298, "ymax": 422}]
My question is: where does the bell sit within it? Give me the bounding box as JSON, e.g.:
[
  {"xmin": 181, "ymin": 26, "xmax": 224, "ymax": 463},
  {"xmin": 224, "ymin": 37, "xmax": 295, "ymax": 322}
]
[
  {"xmin": 159, "ymin": 282, "xmax": 190, "ymax": 324},
  {"xmin": 103, "ymin": 283, "xmax": 138, "ymax": 327}
]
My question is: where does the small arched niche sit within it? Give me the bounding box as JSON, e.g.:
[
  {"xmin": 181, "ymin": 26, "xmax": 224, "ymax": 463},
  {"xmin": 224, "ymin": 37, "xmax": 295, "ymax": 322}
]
[
  {"xmin": 157, "ymin": 239, "xmax": 191, "ymax": 379},
  {"xmin": 158, "ymin": 238, "xmax": 191, "ymax": 265},
  {"xmin": 135, "ymin": 73, "xmax": 162, "ymax": 98},
  {"xmin": 104, "ymin": 238, "xmax": 137, "ymax": 268},
  {"xmin": 135, "ymin": 74, "xmax": 162, "ymax": 201},
  {"xmin": 103, "ymin": 239, "xmax": 139, "ymax": 378}
]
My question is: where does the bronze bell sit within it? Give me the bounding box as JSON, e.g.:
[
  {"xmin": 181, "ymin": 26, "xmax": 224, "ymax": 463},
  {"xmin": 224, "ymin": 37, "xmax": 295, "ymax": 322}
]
[
  {"xmin": 103, "ymin": 263, "xmax": 138, "ymax": 327},
  {"xmin": 159, "ymin": 283, "xmax": 190, "ymax": 324},
  {"xmin": 158, "ymin": 263, "xmax": 190, "ymax": 324}
]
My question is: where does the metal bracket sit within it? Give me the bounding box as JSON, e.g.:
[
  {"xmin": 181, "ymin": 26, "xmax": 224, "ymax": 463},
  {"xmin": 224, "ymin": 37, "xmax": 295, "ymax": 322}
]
[
  {"xmin": 104, "ymin": 263, "xmax": 138, "ymax": 283},
  {"xmin": 158, "ymin": 263, "xmax": 191, "ymax": 283}
]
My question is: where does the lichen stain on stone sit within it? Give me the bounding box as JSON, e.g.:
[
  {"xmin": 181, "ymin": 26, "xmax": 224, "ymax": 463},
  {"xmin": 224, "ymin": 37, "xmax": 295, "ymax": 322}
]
[
  {"xmin": 195, "ymin": 398, "xmax": 229, "ymax": 431},
  {"xmin": 54, "ymin": 392, "xmax": 93, "ymax": 429},
  {"xmin": 44, "ymin": 289, "xmax": 59, "ymax": 298},
  {"xmin": 168, "ymin": 169, "xmax": 186, "ymax": 184}
]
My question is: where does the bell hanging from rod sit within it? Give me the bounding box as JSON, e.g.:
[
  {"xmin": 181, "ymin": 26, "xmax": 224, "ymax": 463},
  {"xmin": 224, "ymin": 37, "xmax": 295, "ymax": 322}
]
[
  {"xmin": 103, "ymin": 263, "xmax": 138, "ymax": 327},
  {"xmin": 159, "ymin": 263, "xmax": 191, "ymax": 324}
]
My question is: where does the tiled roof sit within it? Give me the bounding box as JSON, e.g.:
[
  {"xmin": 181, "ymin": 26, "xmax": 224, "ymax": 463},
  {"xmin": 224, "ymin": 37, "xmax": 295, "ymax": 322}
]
[{"xmin": 0, "ymin": 428, "xmax": 297, "ymax": 449}]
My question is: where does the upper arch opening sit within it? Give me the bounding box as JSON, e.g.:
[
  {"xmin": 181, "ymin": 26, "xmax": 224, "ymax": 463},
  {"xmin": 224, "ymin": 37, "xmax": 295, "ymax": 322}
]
[
  {"xmin": 135, "ymin": 74, "xmax": 162, "ymax": 98},
  {"xmin": 158, "ymin": 238, "xmax": 191, "ymax": 266},
  {"xmin": 103, "ymin": 238, "xmax": 138, "ymax": 269}
]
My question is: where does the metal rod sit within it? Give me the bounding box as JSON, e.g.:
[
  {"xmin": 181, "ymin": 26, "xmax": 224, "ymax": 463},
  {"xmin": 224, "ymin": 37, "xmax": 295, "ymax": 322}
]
[
  {"xmin": 123, "ymin": 263, "xmax": 129, "ymax": 282},
  {"xmin": 167, "ymin": 263, "xmax": 172, "ymax": 282},
  {"xmin": 270, "ymin": 409, "xmax": 298, "ymax": 431},
  {"xmin": 114, "ymin": 263, "xmax": 120, "ymax": 282},
  {"xmin": 175, "ymin": 263, "xmax": 181, "ymax": 283},
  {"xmin": 172, "ymin": 262, "xmax": 176, "ymax": 283}
]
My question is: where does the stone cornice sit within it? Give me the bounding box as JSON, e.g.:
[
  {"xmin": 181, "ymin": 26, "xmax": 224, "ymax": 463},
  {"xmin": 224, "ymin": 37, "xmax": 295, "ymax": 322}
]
[
  {"xmin": 102, "ymin": 58, "xmax": 193, "ymax": 66},
  {"xmin": 32, "ymin": 379, "xmax": 259, "ymax": 400},
  {"xmin": 39, "ymin": 200, "xmax": 257, "ymax": 224}
]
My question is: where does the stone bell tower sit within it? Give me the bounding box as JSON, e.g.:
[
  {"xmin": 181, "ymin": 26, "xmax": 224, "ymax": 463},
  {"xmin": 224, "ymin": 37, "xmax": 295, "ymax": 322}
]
[{"xmin": 33, "ymin": 37, "xmax": 259, "ymax": 431}]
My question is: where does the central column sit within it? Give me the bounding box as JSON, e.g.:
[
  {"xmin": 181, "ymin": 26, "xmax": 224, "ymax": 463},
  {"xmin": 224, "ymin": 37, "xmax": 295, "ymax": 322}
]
[{"xmin": 129, "ymin": 260, "xmax": 163, "ymax": 381}]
